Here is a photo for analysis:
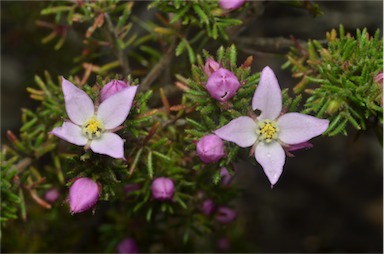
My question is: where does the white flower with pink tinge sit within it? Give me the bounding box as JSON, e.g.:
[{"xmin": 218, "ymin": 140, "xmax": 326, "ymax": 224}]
[
  {"xmin": 214, "ymin": 66, "xmax": 329, "ymax": 186},
  {"xmin": 50, "ymin": 77, "xmax": 138, "ymax": 159}
]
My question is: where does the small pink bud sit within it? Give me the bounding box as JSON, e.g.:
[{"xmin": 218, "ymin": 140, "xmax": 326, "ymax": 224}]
[
  {"xmin": 101, "ymin": 80, "xmax": 129, "ymax": 101},
  {"xmin": 123, "ymin": 184, "xmax": 141, "ymax": 195},
  {"xmin": 196, "ymin": 134, "xmax": 225, "ymax": 163},
  {"xmin": 206, "ymin": 68, "xmax": 240, "ymax": 102},
  {"xmin": 151, "ymin": 177, "xmax": 175, "ymax": 200},
  {"xmin": 374, "ymin": 72, "xmax": 383, "ymax": 84},
  {"xmin": 217, "ymin": 238, "xmax": 231, "ymax": 252},
  {"xmin": 219, "ymin": 0, "xmax": 246, "ymax": 11},
  {"xmin": 215, "ymin": 206, "xmax": 237, "ymax": 224},
  {"xmin": 287, "ymin": 141, "xmax": 314, "ymax": 152},
  {"xmin": 69, "ymin": 177, "xmax": 100, "ymax": 214},
  {"xmin": 204, "ymin": 58, "xmax": 220, "ymax": 77},
  {"xmin": 117, "ymin": 237, "xmax": 139, "ymax": 254},
  {"xmin": 44, "ymin": 188, "xmax": 60, "ymax": 203},
  {"xmin": 201, "ymin": 199, "xmax": 216, "ymax": 216},
  {"xmin": 220, "ymin": 167, "xmax": 232, "ymax": 186}
]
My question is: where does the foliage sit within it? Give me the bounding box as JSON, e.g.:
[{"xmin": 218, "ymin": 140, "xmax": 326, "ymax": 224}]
[
  {"xmin": 1, "ymin": 0, "xmax": 383, "ymax": 252},
  {"xmin": 283, "ymin": 25, "xmax": 383, "ymax": 137}
]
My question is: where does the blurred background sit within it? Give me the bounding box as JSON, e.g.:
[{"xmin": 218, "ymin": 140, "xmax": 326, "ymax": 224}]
[{"xmin": 1, "ymin": 1, "xmax": 382, "ymax": 252}]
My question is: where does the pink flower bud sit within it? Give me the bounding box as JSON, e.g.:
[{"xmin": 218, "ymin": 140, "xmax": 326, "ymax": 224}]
[
  {"xmin": 219, "ymin": 0, "xmax": 246, "ymax": 11},
  {"xmin": 217, "ymin": 238, "xmax": 231, "ymax": 252},
  {"xmin": 374, "ymin": 72, "xmax": 383, "ymax": 84},
  {"xmin": 206, "ymin": 68, "xmax": 240, "ymax": 102},
  {"xmin": 196, "ymin": 134, "xmax": 225, "ymax": 163},
  {"xmin": 151, "ymin": 177, "xmax": 175, "ymax": 200},
  {"xmin": 220, "ymin": 167, "xmax": 232, "ymax": 186},
  {"xmin": 201, "ymin": 199, "xmax": 216, "ymax": 216},
  {"xmin": 204, "ymin": 58, "xmax": 220, "ymax": 77},
  {"xmin": 215, "ymin": 206, "xmax": 237, "ymax": 224},
  {"xmin": 117, "ymin": 237, "xmax": 139, "ymax": 254},
  {"xmin": 123, "ymin": 184, "xmax": 141, "ymax": 196},
  {"xmin": 44, "ymin": 188, "xmax": 60, "ymax": 203},
  {"xmin": 69, "ymin": 177, "xmax": 100, "ymax": 214},
  {"xmin": 101, "ymin": 80, "xmax": 130, "ymax": 102},
  {"xmin": 287, "ymin": 141, "xmax": 313, "ymax": 152}
]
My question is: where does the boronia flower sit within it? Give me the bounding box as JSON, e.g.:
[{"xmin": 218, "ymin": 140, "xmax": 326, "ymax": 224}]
[
  {"xmin": 69, "ymin": 177, "xmax": 100, "ymax": 214},
  {"xmin": 50, "ymin": 77, "xmax": 138, "ymax": 159},
  {"xmin": 214, "ymin": 66, "xmax": 329, "ymax": 186}
]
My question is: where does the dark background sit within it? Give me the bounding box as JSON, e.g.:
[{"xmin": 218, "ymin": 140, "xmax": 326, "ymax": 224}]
[{"xmin": 1, "ymin": 1, "xmax": 382, "ymax": 252}]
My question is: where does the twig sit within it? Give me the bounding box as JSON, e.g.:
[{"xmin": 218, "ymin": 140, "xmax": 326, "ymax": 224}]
[
  {"xmin": 104, "ymin": 13, "xmax": 131, "ymax": 76},
  {"xmin": 234, "ymin": 36, "xmax": 327, "ymax": 54},
  {"xmin": 139, "ymin": 38, "xmax": 178, "ymax": 91},
  {"xmin": 227, "ymin": 1, "xmax": 265, "ymax": 39}
]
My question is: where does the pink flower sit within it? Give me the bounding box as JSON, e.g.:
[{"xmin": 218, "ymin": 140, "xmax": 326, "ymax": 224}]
[
  {"xmin": 214, "ymin": 66, "xmax": 329, "ymax": 185},
  {"xmin": 206, "ymin": 68, "xmax": 240, "ymax": 102},
  {"xmin": 374, "ymin": 72, "xmax": 383, "ymax": 84},
  {"xmin": 201, "ymin": 199, "xmax": 216, "ymax": 216},
  {"xmin": 220, "ymin": 167, "xmax": 232, "ymax": 186},
  {"xmin": 50, "ymin": 77, "xmax": 138, "ymax": 159},
  {"xmin": 101, "ymin": 79, "xmax": 130, "ymax": 102},
  {"xmin": 151, "ymin": 177, "xmax": 175, "ymax": 200},
  {"xmin": 196, "ymin": 134, "xmax": 225, "ymax": 163},
  {"xmin": 215, "ymin": 206, "xmax": 237, "ymax": 224},
  {"xmin": 204, "ymin": 58, "xmax": 220, "ymax": 77},
  {"xmin": 69, "ymin": 177, "xmax": 100, "ymax": 214},
  {"xmin": 219, "ymin": 0, "xmax": 246, "ymax": 11},
  {"xmin": 44, "ymin": 188, "xmax": 60, "ymax": 203},
  {"xmin": 117, "ymin": 237, "xmax": 139, "ymax": 253}
]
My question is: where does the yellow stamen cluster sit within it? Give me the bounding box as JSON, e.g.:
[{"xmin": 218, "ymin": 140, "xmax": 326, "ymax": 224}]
[
  {"xmin": 82, "ymin": 117, "xmax": 104, "ymax": 140},
  {"xmin": 256, "ymin": 119, "xmax": 279, "ymax": 143}
]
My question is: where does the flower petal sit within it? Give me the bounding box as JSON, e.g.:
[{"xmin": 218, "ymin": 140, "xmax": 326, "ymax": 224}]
[
  {"xmin": 97, "ymin": 86, "xmax": 138, "ymax": 129},
  {"xmin": 252, "ymin": 66, "xmax": 282, "ymax": 121},
  {"xmin": 255, "ymin": 142, "xmax": 285, "ymax": 185},
  {"xmin": 90, "ymin": 132, "xmax": 125, "ymax": 159},
  {"xmin": 62, "ymin": 77, "xmax": 94, "ymax": 125},
  {"xmin": 50, "ymin": 122, "xmax": 88, "ymax": 146},
  {"xmin": 277, "ymin": 113, "xmax": 329, "ymax": 144},
  {"xmin": 214, "ymin": 116, "xmax": 257, "ymax": 148}
]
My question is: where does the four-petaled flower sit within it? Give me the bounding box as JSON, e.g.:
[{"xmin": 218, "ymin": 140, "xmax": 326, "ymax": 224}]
[
  {"xmin": 50, "ymin": 77, "xmax": 137, "ymax": 159},
  {"xmin": 215, "ymin": 66, "xmax": 329, "ymax": 186}
]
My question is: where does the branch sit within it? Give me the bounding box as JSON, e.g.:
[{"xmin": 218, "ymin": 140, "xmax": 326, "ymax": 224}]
[
  {"xmin": 104, "ymin": 13, "xmax": 131, "ymax": 76},
  {"xmin": 234, "ymin": 36, "xmax": 327, "ymax": 54},
  {"xmin": 139, "ymin": 38, "xmax": 178, "ymax": 91}
]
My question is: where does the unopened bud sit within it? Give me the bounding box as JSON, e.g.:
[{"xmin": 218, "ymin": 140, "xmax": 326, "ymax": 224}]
[
  {"xmin": 101, "ymin": 80, "xmax": 129, "ymax": 101},
  {"xmin": 206, "ymin": 68, "xmax": 240, "ymax": 102},
  {"xmin": 44, "ymin": 188, "xmax": 60, "ymax": 203},
  {"xmin": 204, "ymin": 58, "xmax": 220, "ymax": 77},
  {"xmin": 218, "ymin": 0, "xmax": 246, "ymax": 11},
  {"xmin": 69, "ymin": 177, "xmax": 100, "ymax": 214},
  {"xmin": 151, "ymin": 177, "xmax": 175, "ymax": 201},
  {"xmin": 196, "ymin": 134, "xmax": 225, "ymax": 163},
  {"xmin": 215, "ymin": 206, "xmax": 237, "ymax": 224},
  {"xmin": 117, "ymin": 237, "xmax": 139, "ymax": 254}
]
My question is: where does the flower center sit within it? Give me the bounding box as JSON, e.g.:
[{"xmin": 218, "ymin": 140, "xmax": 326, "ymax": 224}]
[
  {"xmin": 256, "ymin": 119, "xmax": 279, "ymax": 143},
  {"xmin": 82, "ymin": 116, "xmax": 104, "ymax": 140}
]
